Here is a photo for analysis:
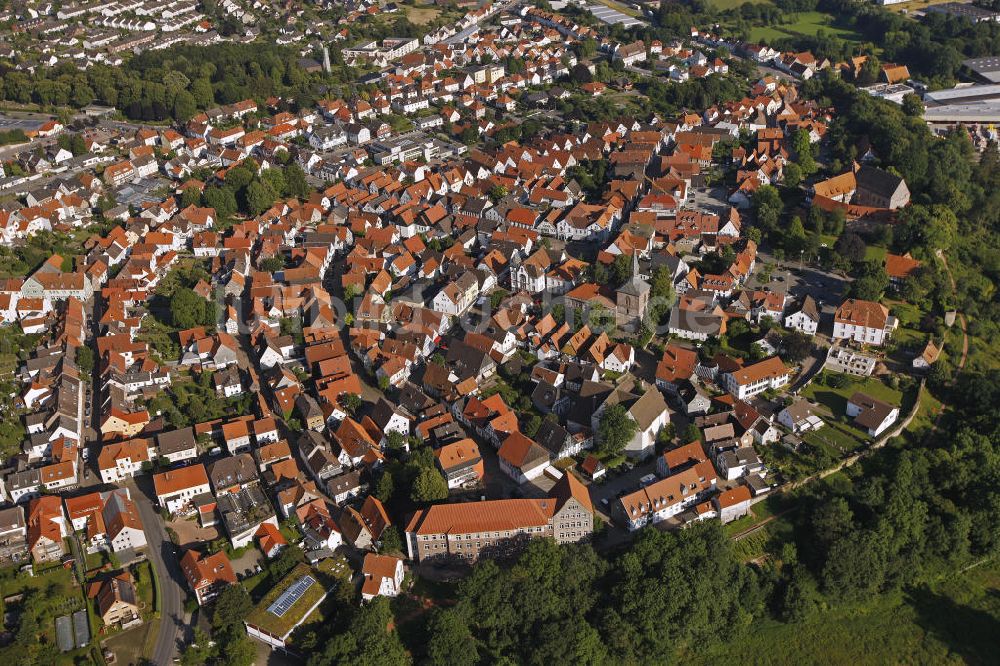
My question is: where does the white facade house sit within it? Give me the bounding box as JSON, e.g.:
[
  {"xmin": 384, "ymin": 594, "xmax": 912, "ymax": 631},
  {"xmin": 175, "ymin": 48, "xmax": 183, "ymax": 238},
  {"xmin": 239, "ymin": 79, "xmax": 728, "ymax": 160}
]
[
  {"xmin": 720, "ymin": 356, "xmax": 791, "ymax": 400},
  {"xmin": 784, "ymin": 303, "xmax": 819, "ymax": 335},
  {"xmin": 832, "ymin": 299, "xmax": 897, "ymax": 347},
  {"xmin": 846, "ymin": 393, "xmax": 899, "ymax": 438},
  {"xmin": 153, "ymin": 465, "xmax": 211, "ymax": 515},
  {"xmin": 360, "ymin": 554, "xmax": 405, "ymax": 601},
  {"xmin": 616, "ymin": 461, "xmax": 716, "ymax": 531}
]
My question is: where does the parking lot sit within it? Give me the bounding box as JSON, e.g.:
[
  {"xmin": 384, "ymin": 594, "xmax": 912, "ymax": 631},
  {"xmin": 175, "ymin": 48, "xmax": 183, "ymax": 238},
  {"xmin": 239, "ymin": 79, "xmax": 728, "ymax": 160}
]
[
  {"xmin": 0, "ymin": 113, "xmax": 49, "ymax": 132},
  {"xmin": 747, "ymin": 252, "xmax": 849, "ymax": 318},
  {"xmin": 686, "ymin": 185, "xmax": 732, "ymax": 215}
]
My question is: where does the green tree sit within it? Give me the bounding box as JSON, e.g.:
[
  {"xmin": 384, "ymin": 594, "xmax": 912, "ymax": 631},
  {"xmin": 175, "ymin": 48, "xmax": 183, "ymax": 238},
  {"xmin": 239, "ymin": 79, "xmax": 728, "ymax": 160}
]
[
  {"xmin": 379, "ymin": 525, "xmax": 403, "ymax": 555},
  {"xmin": 212, "ymin": 584, "xmax": 252, "ymax": 630},
  {"xmin": 285, "ymin": 164, "xmax": 310, "ymax": 198},
  {"xmin": 181, "ymin": 185, "xmax": 202, "ymax": 208},
  {"xmin": 681, "ymin": 423, "xmax": 702, "ymax": 443},
  {"xmin": 783, "ymin": 162, "xmax": 803, "ymax": 188},
  {"xmin": 424, "ymin": 608, "xmax": 478, "ymax": 666},
  {"xmin": 245, "ymin": 180, "xmax": 276, "ymax": 216},
  {"xmin": 75, "ymin": 345, "xmax": 94, "ymax": 376},
  {"xmin": 180, "ymin": 628, "xmax": 216, "ymax": 666},
  {"xmin": 597, "ymin": 404, "xmax": 638, "ymax": 456},
  {"xmin": 173, "ymin": 90, "xmax": 198, "ymax": 123},
  {"xmin": 411, "ymin": 466, "xmax": 448, "ymax": 503},
  {"xmin": 170, "ymin": 287, "xmax": 213, "ymax": 329},
  {"xmin": 203, "ymin": 185, "xmax": 237, "ymax": 218},
  {"xmin": 835, "ymin": 232, "xmax": 867, "ymax": 264}
]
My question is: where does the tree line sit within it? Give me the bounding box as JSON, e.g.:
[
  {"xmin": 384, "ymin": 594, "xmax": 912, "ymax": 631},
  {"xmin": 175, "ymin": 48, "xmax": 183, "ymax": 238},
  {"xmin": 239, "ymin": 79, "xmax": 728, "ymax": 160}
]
[{"xmin": 0, "ymin": 42, "xmax": 360, "ymax": 122}]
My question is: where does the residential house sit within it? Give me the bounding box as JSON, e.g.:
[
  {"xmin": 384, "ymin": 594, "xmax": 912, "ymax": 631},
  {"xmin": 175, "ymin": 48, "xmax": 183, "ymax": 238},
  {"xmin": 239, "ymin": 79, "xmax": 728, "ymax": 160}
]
[
  {"xmin": 497, "ymin": 432, "xmax": 550, "ymax": 484},
  {"xmin": 153, "ymin": 464, "xmax": 211, "ymax": 514},
  {"xmin": 434, "ymin": 438, "xmax": 484, "ymax": 489},
  {"xmin": 360, "ymin": 553, "xmax": 404, "ymax": 601},
  {"xmin": 833, "ymin": 298, "xmax": 897, "ymax": 347},
  {"xmin": 847, "ymin": 392, "xmax": 899, "ymax": 438},
  {"xmin": 27, "ymin": 495, "xmax": 68, "ymax": 563},
  {"xmin": 720, "ymin": 356, "xmax": 791, "ymax": 400},
  {"xmin": 180, "ymin": 549, "xmax": 237, "ymax": 605},
  {"xmin": 713, "ymin": 485, "xmax": 752, "ymax": 523}
]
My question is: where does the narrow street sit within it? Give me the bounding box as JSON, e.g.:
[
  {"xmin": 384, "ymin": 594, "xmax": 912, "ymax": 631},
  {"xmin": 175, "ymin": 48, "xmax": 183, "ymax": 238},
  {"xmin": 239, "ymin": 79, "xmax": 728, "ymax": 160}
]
[{"xmin": 130, "ymin": 477, "xmax": 187, "ymax": 666}]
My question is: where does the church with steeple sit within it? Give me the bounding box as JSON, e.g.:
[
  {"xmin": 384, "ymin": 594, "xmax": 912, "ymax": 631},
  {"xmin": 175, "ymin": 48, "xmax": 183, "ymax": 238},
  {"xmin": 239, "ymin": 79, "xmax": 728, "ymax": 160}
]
[{"xmin": 615, "ymin": 254, "xmax": 650, "ymax": 330}]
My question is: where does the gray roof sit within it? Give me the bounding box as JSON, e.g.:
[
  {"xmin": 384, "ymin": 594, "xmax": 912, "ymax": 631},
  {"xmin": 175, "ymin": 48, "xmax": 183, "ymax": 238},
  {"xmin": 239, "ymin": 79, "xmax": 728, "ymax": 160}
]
[{"xmin": 157, "ymin": 427, "xmax": 196, "ymax": 455}]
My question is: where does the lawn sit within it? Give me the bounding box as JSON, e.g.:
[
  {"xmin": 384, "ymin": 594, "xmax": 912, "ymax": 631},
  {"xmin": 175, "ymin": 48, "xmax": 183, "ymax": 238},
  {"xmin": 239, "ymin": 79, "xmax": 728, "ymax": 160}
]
[
  {"xmin": 748, "ymin": 12, "xmax": 864, "ymax": 44},
  {"xmin": 864, "ymin": 244, "xmax": 888, "ymax": 263},
  {"xmin": 694, "ymin": 561, "xmax": 1000, "ymax": 665},
  {"xmin": 802, "ymin": 371, "xmax": 905, "ymax": 417},
  {"xmin": 801, "ymin": 418, "xmax": 867, "ymax": 455},
  {"xmin": 723, "ymin": 493, "xmax": 789, "ymax": 537}
]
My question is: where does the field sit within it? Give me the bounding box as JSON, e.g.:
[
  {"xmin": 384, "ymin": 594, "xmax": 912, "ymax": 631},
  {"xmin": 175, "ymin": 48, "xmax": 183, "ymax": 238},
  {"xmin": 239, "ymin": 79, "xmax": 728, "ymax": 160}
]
[
  {"xmin": 403, "ymin": 4, "xmax": 442, "ymax": 26},
  {"xmin": 748, "ymin": 12, "xmax": 864, "ymax": 44},
  {"xmin": 695, "ymin": 561, "xmax": 1000, "ymax": 665}
]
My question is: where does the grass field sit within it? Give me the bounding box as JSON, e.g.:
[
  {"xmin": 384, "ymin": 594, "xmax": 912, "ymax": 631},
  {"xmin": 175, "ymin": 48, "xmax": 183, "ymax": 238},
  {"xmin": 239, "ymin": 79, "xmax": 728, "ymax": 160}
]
[
  {"xmin": 695, "ymin": 561, "xmax": 1000, "ymax": 665},
  {"xmin": 403, "ymin": 4, "xmax": 441, "ymax": 26},
  {"xmin": 887, "ymin": 298, "xmax": 928, "ymax": 351},
  {"xmin": 748, "ymin": 12, "xmax": 864, "ymax": 44}
]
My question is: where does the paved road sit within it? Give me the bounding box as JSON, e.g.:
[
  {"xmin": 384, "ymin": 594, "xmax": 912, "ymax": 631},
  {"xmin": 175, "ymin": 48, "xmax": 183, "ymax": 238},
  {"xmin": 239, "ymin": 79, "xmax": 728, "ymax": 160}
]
[{"xmin": 131, "ymin": 479, "xmax": 186, "ymax": 666}]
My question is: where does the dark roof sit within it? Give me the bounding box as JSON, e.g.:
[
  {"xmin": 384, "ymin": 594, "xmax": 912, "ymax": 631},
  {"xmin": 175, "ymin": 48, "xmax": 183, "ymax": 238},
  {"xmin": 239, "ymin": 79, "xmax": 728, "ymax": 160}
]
[{"xmin": 856, "ymin": 165, "xmax": 904, "ymax": 198}]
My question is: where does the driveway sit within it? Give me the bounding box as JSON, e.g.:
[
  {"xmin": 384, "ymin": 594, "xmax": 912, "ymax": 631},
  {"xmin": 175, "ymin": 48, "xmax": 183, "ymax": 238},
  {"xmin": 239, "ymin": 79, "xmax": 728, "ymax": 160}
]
[{"xmin": 130, "ymin": 477, "xmax": 187, "ymax": 666}]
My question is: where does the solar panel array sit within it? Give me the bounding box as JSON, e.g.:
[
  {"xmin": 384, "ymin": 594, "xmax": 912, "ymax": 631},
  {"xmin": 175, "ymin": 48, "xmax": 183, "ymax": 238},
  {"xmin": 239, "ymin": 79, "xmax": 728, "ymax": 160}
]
[{"xmin": 267, "ymin": 575, "xmax": 316, "ymax": 617}]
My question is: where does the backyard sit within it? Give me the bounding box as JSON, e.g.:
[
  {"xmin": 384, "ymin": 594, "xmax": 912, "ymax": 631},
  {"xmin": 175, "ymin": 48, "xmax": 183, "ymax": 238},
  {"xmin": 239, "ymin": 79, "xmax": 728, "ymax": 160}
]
[
  {"xmin": 0, "ymin": 563, "xmax": 95, "ymax": 665},
  {"xmin": 801, "ymin": 371, "xmax": 906, "ymax": 418}
]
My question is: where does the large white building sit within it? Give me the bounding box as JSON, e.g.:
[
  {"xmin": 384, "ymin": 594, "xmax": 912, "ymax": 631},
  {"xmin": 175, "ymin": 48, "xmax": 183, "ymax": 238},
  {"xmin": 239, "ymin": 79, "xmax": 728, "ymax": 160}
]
[
  {"xmin": 832, "ymin": 298, "xmax": 897, "ymax": 347},
  {"xmin": 720, "ymin": 356, "xmax": 791, "ymax": 400}
]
